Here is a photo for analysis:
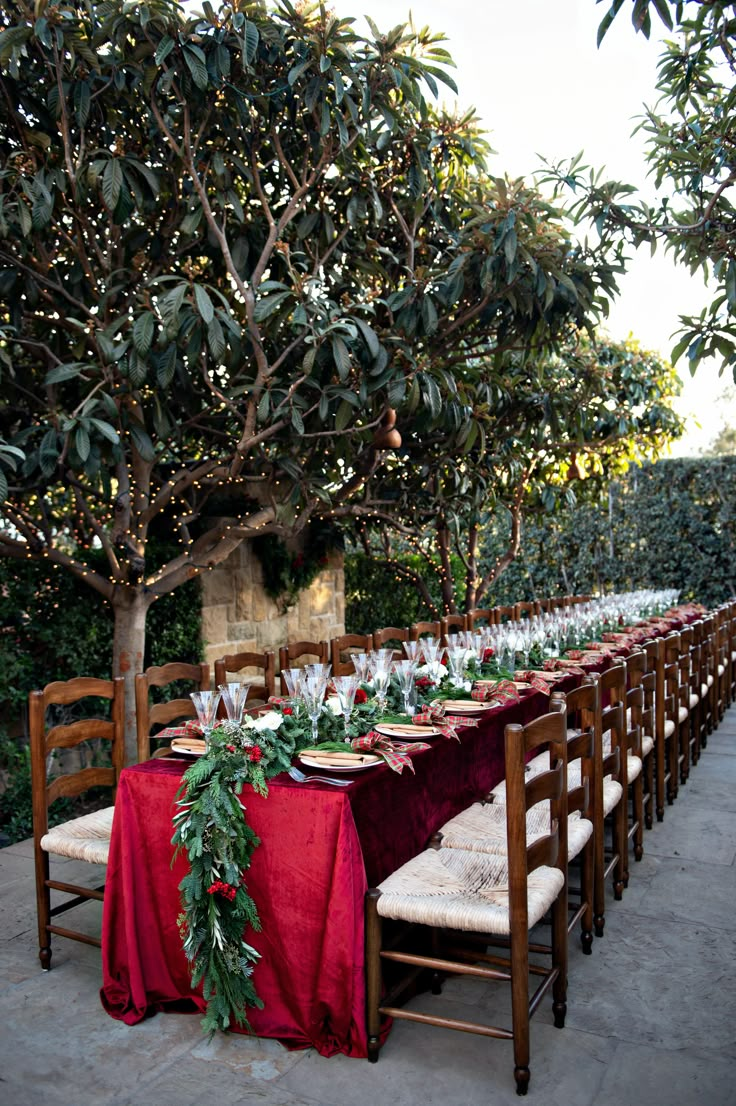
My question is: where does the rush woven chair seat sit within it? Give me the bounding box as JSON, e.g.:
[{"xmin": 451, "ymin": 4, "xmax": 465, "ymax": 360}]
[
  {"xmin": 365, "ymin": 705, "xmax": 569, "ymax": 1096},
  {"xmin": 466, "ymin": 682, "xmax": 596, "ymax": 952},
  {"xmin": 30, "ymin": 676, "xmax": 125, "ymax": 970}
]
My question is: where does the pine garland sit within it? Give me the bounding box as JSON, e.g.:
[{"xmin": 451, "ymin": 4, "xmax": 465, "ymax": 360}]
[{"xmin": 171, "ymin": 718, "xmax": 295, "ymax": 1036}]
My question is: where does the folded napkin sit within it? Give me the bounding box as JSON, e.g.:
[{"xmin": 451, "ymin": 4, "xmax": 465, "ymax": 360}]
[
  {"xmin": 471, "ymin": 679, "xmax": 520, "ymax": 706},
  {"xmin": 170, "ymin": 736, "xmax": 207, "ymax": 755},
  {"xmin": 413, "ymin": 701, "xmax": 480, "ymax": 740},
  {"xmin": 351, "ymin": 732, "xmax": 430, "ymax": 773},
  {"xmin": 299, "ymin": 748, "xmax": 380, "ymax": 766}
]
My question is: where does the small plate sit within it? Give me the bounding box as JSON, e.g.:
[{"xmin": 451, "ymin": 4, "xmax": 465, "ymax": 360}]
[
  {"xmin": 374, "ymin": 723, "xmax": 441, "ymax": 740},
  {"xmin": 436, "ymin": 699, "xmax": 494, "ymax": 713},
  {"xmin": 299, "ymin": 754, "xmax": 381, "ymax": 773},
  {"xmin": 170, "ymin": 740, "xmax": 207, "ymax": 757}
]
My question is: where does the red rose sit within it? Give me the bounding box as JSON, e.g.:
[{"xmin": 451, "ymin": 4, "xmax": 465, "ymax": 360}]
[
  {"xmin": 354, "ymin": 687, "xmax": 368, "ymax": 704},
  {"xmin": 282, "ymin": 706, "xmax": 293, "ymax": 715},
  {"xmin": 482, "ymin": 647, "xmax": 494, "ymax": 662}
]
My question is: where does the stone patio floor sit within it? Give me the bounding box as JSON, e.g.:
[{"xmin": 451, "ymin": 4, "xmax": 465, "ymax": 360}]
[{"xmin": 2, "ymin": 713, "xmax": 735, "ymax": 1106}]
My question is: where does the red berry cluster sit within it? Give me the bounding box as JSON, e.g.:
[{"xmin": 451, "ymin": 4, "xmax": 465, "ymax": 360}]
[
  {"xmin": 207, "ymin": 881, "xmax": 237, "ymax": 902},
  {"xmin": 246, "ymin": 745, "xmax": 263, "ymax": 763}
]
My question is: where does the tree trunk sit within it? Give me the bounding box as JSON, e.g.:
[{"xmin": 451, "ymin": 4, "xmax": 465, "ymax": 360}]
[
  {"xmin": 112, "ymin": 586, "xmax": 154, "ymax": 765},
  {"xmin": 436, "ymin": 524, "xmax": 457, "ymax": 614}
]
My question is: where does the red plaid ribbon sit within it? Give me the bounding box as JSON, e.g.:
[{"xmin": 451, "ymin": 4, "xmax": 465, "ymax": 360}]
[
  {"xmin": 155, "ymin": 719, "xmax": 203, "ymax": 743},
  {"xmin": 351, "ymin": 732, "xmax": 428, "ymax": 773},
  {"xmin": 544, "ymin": 659, "xmax": 586, "ymax": 674},
  {"xmin": 515, "ymin": 671, "xmax": 554, "ymax": 694},
  {"xmin": 470, "ymin": 679, "xmax": 520, "ymax": 706},
  {"xmin": 268, "ymin": 696, "xmax": 289, "ymax": 706},
  {"xmin": 413, "ymin": 702, "xmax": 480, "ymax": 740}
]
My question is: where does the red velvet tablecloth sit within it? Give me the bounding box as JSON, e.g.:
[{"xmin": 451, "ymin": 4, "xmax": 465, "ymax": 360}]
[{"xmin": 99, "ymin": 690, "xmax": 552, "ymax": 1056}]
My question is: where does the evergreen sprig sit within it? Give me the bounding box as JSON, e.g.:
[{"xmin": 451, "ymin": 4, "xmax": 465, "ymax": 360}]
[{"xmin": 171, "ymin": 720, "xmax": 296, "ymax": 1036}]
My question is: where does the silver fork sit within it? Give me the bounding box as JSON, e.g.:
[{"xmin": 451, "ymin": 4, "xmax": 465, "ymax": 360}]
[{"xmin": 288, "ymin": 766, "xmax": 352, "ymax": 787}]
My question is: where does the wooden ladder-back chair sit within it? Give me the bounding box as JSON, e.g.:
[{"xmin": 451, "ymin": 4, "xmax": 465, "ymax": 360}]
[
  {"xmin": 466, "ymin": 607, "xmax": 493, "ymax": 630},
  {"xmin": 643, "ymin": 639, "xmax": 669, "ymax": 823},
  {"xmin": 492, "ymin": 605, "xmax": 516, "ymax": 625},
  {"xmin": 678, "ymin": 624, "xmax": 700, "ymax": 785},
  {"xmin": 213, "ymin": 651, "xmax": 275, "ymax": 706},
  {"xmin": 716, "ymin": 610, "xmax": 730, "ymax": 723},
  {"xmin": 437, "ymin": 687, "xmax": 596, "ymax": 956},
  {"xmin": 278, "ymin": 640, "xmax": 329, "ymax": 693},
  {"xmin": 329, "ymin": 633, "xmax": 374, "ymax": 676},
  {"xmin": 440, "ymin": 613, "xmax": 467, "ymax": 646},
  {"xmin": 623, "ymin": 651, "xmax": 648, "ymax": 869},
  {"xmin": 513, "ymin": 601, "xmax": 538, "ymax": 621},
  {"xmin": 371, "ymin": 626, "xmax": 409, "ymax": 659},
  {"xmin": 697, "ymin": 615, "xmax": 716, "ymax": 751},
  {"xmin": 663, "ymin": 633, "xmax": 685, "ymax": 803},
  {"xmin": 592, "ymin": 663, "xmax": 627, "ymax": 935},
  {"xmin": 135, "ymin": 662, "xmax": 210, "ymax": 763},
  {"xmin": 30, "ymin": 676, "xmax": 125, "ymax": 969},
  {"xmin": 365, "ymin": 703, "xmax": 569, "ymax": 1096},
  {"xmin": 409, "ymin": 620, "xmax": 441, "ymax": 642}
]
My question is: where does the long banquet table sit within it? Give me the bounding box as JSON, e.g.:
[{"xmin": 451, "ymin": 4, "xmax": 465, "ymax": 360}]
[{"xmin": 100, "ymin": 687, "xmax": 565, "ymax": 1057}]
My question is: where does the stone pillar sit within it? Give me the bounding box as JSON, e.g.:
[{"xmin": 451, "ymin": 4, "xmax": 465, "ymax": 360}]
[{"xmin": 200, "ymin": 541, "xmax": 345, "ymax": 667}]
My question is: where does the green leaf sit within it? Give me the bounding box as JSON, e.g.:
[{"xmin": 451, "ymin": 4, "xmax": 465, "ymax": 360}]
[
  {"xmin": 73, "ymin": 81, "xmax": 91, "ymax": 127},
  {"xmin": 335, "ymin": 398, "xmax": 353, "ymax": 432},
  {"xmin": 45, "ymin": 363, "xmax": 85, "ymax": 385},
  {"xmin": 291, "ymin": 407, "xmax": 305, "ymax": 434},
  {"xmin": 102, "ymin": 158, "xmax": 122, "ymax": 211},
  {"xmin": 353, "ymin": 318, "xmax": 380, "ymax": 359},
  {"xmin": 193, "ymin": 284, "xmax": 215, "ymax": 324},
  {"xmin": 155, "ymin": 35, "xmax": 175, "ymax": 65},
  {"xmin": 184, "ymin": 44, "xmax": 209, "ymax": 90},
  {"xmin": 88, "ymin": 418, "xmax": 120, "ymax": 446},
  {"xmin": 331, "ymin": 335, "xmax": 351, "ymax": 381},
  {"xmin": 75, "ymin": 425, "xmax": 90, "ymax": 462},
  {"xmin": 0, "ymin": 469, "xmax": 7, "ymax": 502},
  {"xmin": 207, "ymin": 315, "xmax": 226, "ymax": 360},
  {"xmin": 129, "ymin": 422, "xmax": 156, "ymax": 462},
  {"xmin": 133, "ymin": 312, "xmax": 155, "ymax": 357},
  {"xmin": 253, "ymin": 291, "xmax": 291, "ymax": 321},
  {"xmin": 244, "ymin": 21, "xmax": 259, "ymax": 64}
]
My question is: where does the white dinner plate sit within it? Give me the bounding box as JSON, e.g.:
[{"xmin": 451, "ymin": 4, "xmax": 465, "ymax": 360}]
[
  {"xmin": 374, "ymin": 723, "xmax": 442, "ymax": 740},
  {"xmin": 436, "ymin": 699, "xmax": 495, "ymax": 713},
  {"xmin": 169, "ymin": 740, "xmax": 207, "ymax": 757},
  {"xmin": 299, "ymin": 755, "xmax": 382, "ymax": 773}
]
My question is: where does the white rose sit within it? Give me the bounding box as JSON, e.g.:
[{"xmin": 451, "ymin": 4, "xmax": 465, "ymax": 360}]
[
  {"xmin": 325, "ymin": 696, "xmax": 343, "ymax": 715},
  {"xmin": 244, "ymin": 710, "xmax": 283, "ymax": 732}
]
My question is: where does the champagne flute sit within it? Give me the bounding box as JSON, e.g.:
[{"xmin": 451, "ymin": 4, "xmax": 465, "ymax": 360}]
[
  {"xmin": 190, "ymin": 690, "xmax": 221, "ymax": 751},
  {"xmin": 369, "ymin": 651, "xmax": 393, "ymax": 714},
  {"xmin": 333, "ymin": 674, "xmax": 360, "ymax": 741}
]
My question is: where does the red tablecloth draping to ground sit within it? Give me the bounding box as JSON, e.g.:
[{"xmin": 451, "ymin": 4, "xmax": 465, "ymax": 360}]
[
  {"xmin": 99, "ymin": 690, "xmax": 552, "ymax": 1056},
  {"xmin": 100, "ymin": 610, "xmax": 694, "ymax": 1057}
]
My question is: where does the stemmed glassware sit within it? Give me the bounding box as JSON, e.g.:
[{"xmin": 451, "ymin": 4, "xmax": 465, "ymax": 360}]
[
  {"xmin": 190, "ymin": 690, "xmax": 221, "ymax": 751},
  {"xmin": 332, "ymin": 674, "xmax": 360, "ymax": 742},
  {"xmin": 369, "ymin": 650, "xmax": 394, "ymax": 714},
  {"xmin": 300, "ymin": 670, "xmax": 330, "ymax": 745},
  {"xmin": 351, "ymin": 652, "xmax": 372, "ymax": 684},
  {"xmin": 420, "ymin": 638, "xmax": 444, "ymax": 682},
  {"xmin": 282, "ymin": 668, "xmax": 305, "ymax": 715},
  {"xmin": 394, "ymin": 658, "xmax": 418, "ymax": 717},
  {"xmin": 402, "ymin": 640, "xmax": 422, "ymax": 663},
  {"xmin": 445, "ymin": 643, "xmax": 467, "ymax": 686},
  {"xmin": 218, "ymin": 682, "xmax": 248, "ymax": 723}
]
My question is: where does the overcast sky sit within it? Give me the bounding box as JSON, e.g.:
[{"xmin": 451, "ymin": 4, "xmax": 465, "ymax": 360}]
[{"xmin": 340, "ymin": 0, "xmax": 734, "ymax": 454}]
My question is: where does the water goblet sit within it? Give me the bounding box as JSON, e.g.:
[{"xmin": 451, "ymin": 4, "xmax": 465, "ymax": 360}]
[
  {"xmin": 190, "ymin": 690, "xmax": 221, "ymax": 751},
  {"xmin": 218, "ymin": 682, "xmax": 248, "ymax": 723},
  {"xmin": 300, "ymin": 671, "xmax": 329, "ymax": 745},
  {"xmin": 369, "ymin": 651, "xmax": 393, "ymax": 714},
  {"xmin": 332, "ymin": 674, "xmax": 360, "ymax": 741},
  {"xmin": 445, "ymin": 644, "xmax": 467, "ymax": 686},
  {"xmin": 394, "ymin": 659, "xmax": 418, "ymax": 717},
  {"xmin": 402, "ymin": 640, "xmax": 422, "ymax": 663},
  {"xmin": 351, "ymin": 652, "xmax": 372, "ymax": 684},
  {"xmin": 282, "ymin": 668, "xmax": 305, "ymax": 715}
]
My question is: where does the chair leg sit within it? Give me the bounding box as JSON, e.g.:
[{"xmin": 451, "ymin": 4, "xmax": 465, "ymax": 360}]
[
  {"xmin": 632, "ymin": 774, "xmax": 644, "ymax": 862},
  {"xmin": 580, "ymin": 840, "xmax": 594, "ymax": 955},
  {"xmin": 365, "ymin": 890, "xmax": 383, "ymax": 1063},
  {"xmin": 644, "ymin": 752, "xmax": 654, "ymax": 830},
  {"xmin": 34, "ymin": 844, "xmax": 52, "ymax": 971},
  {"xmin": 613, "ymin": 802, "xmax": 626, "ymax": 900},
  {"xmin": 510, "ymin": 930, "xmax": 531, "ymax": 1096},
  {"xmin": 655, "ymin": 732, "xmax": 666, "ymax": 821},
  {"xmin": 551, "ymin": 884, "xmax": 568, "ymax": 1029}
]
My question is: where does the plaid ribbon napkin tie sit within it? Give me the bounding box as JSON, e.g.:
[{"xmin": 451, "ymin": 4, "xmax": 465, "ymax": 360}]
[
  {"xmin": 352, "ymin": 732, "xmax": 429, "ymax": 773},
  {"xmin": 470, "ymin": 679, "xmax": 520, "ymax": 706},
  {"xmin": 413, "ymin": 702, "xmax": 481, "ymax": 739}
]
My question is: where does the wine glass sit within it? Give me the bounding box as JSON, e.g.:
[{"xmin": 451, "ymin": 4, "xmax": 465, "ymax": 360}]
[
  {"xmin": 218, "ymin": 682, "xmax": 248, "ymax": 723},
  {"xmin": 281, "ymin": 668, "xmax": 305, "ymax": 715},
  {"xmin": 402, "ymin": 640, "xmax": 422, "ymax": 663},
  {"xmin": 300, "ymin": 671, "xmax": 329, "ymax": 745},
  {"xmin": 351, "ymin": 652, "xmax": 372, "ymax": 684},
  {"xmin": 333, "ymin": 674, "xmax": 360, "ymax": 741},
  {"xmin": 394, "ymin": 659, "xmax": 418, "ymax": 717},
  {"xmin": 445, "ymin": 644, "xmax": 467, "ymax": 686},
  {"xmin": 369, "ymin": 650, "xmax": 393, "ymax": 714},
  {"xmin": 190, "ymin": 690, "xmax": 221, "ymax": 751}
]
